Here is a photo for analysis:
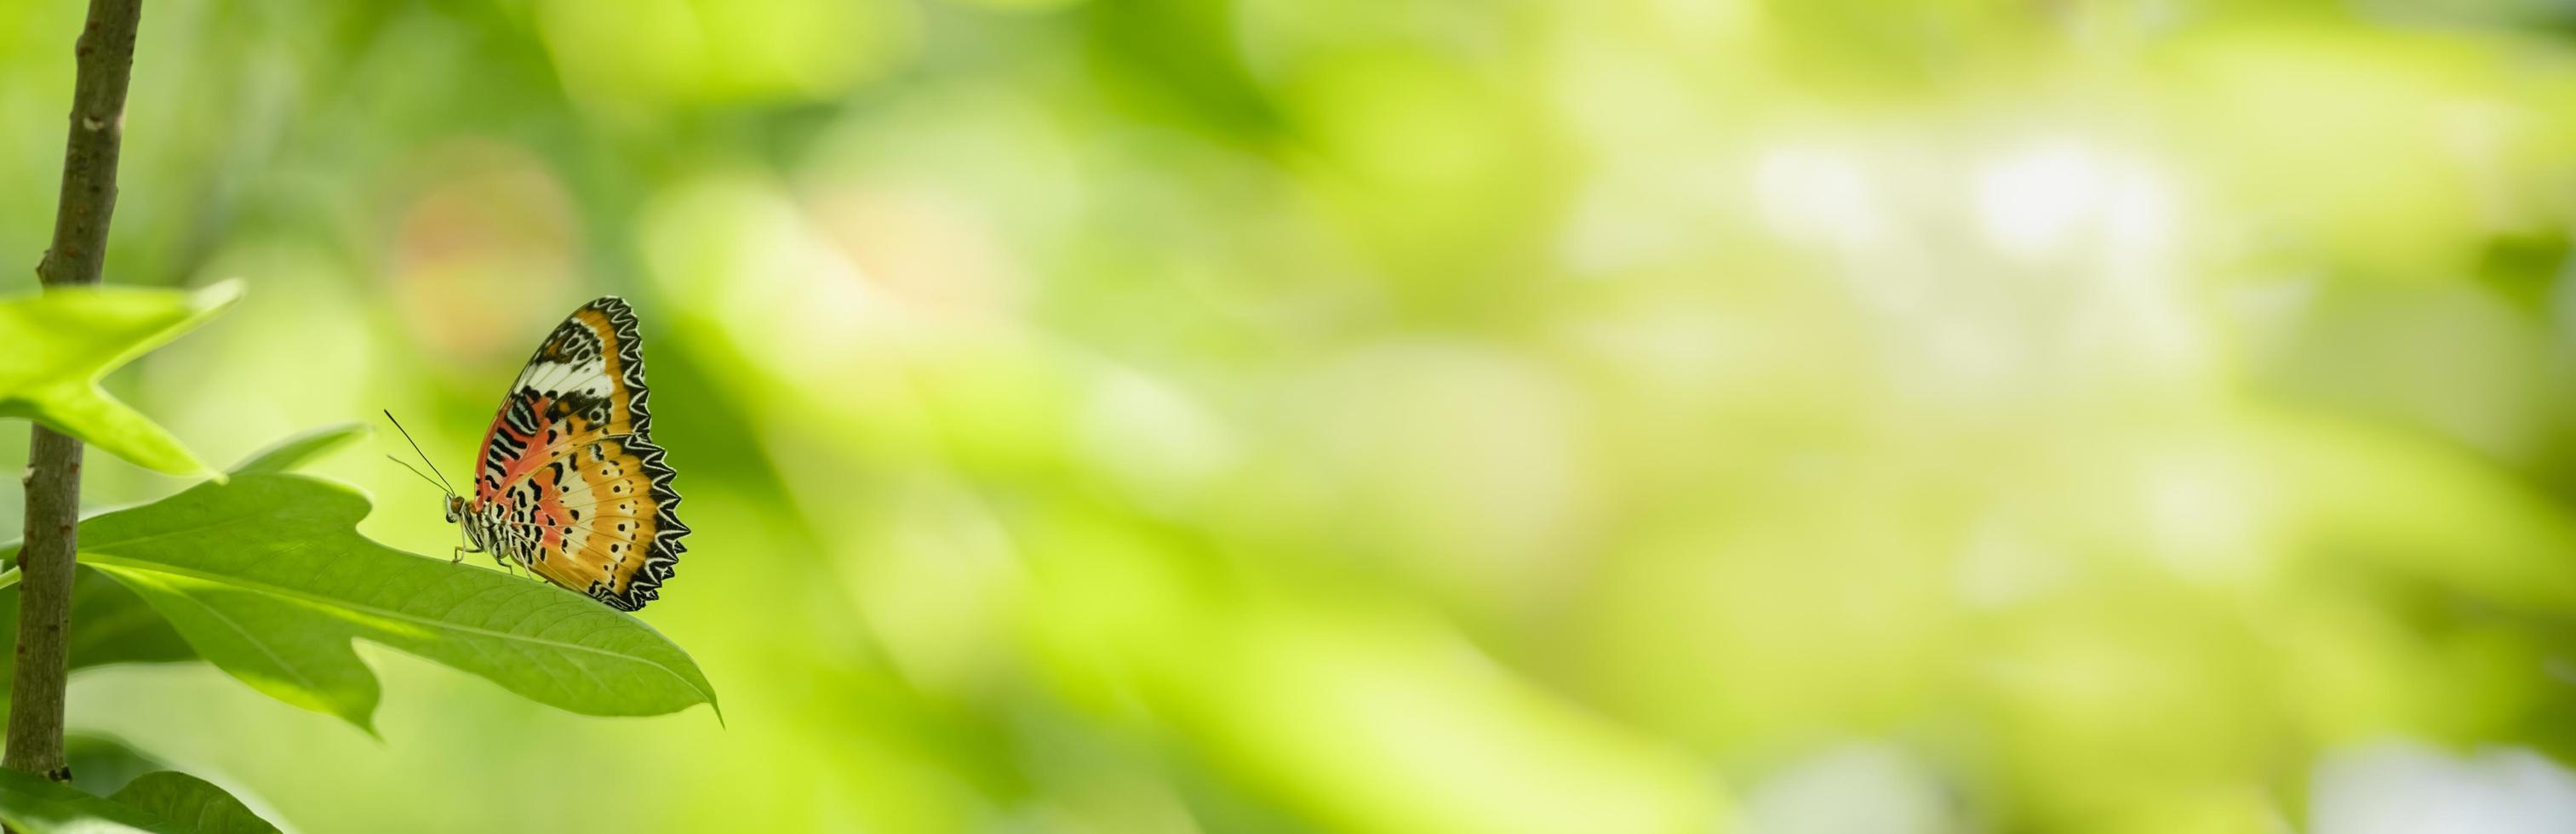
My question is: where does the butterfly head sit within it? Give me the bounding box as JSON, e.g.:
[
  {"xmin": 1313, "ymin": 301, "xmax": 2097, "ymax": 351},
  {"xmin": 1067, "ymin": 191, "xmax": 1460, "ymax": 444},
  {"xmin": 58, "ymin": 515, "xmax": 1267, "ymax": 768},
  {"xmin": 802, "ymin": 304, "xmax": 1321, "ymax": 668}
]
[{"xmin": 444, "ymin": 494, "xmax": 467, "ymax": 524}]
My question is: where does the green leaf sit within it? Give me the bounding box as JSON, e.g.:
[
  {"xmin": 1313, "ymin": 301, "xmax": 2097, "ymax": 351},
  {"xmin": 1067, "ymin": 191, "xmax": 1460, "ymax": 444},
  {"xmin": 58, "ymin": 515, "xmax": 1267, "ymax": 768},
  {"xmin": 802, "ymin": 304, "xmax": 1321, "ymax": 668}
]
[
  {"xmin": 0, "ymin": 766, "xmax": 277, "ymax": 834},
  {"xmin": 64, "ymin": 734, "xmax": 169, "ymax": 797},
  {"xmin": 17, "ymin": 472, "xmax": 716, "ymax": 732},
  {"xmin": 0, "ymin": 426, "xmax": 381, "ymax": 715},
  {"xmin": 0, "ymin": 569, "xmax": 197, "ymax": 716},
  {"xmin": 0, "ymin": 766, "xmax": 184, "ymax": 832},
  {"xmin": 228, "ymin": 422, "xmax": 366, "ymax": 474},
  {"xmin": 108, "ymin": 774, "xmax": 277, "ymax": 834},
  {"xmin": 0, "ymin": 282, "xmax": 239, "ymax": 476},
  {"xmin": 64, "ymin": 570, "xmax": 197, "ymax": 671}
]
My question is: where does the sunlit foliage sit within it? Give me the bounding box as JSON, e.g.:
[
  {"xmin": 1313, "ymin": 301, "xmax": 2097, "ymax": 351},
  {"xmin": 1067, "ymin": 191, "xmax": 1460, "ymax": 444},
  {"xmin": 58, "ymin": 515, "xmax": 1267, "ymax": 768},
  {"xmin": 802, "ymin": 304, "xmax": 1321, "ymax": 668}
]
[{"xmin": 9, "ymin": 0, "xmax": 2576, "ymax": 831}]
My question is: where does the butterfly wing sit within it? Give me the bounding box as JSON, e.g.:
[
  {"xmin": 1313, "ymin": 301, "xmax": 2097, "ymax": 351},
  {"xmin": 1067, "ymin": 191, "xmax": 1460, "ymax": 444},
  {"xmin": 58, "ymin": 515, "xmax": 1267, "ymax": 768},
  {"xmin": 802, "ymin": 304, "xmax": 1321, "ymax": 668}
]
[{"xmin": 471, "ymin": 297, "xmax": 687, "ymax": 610}]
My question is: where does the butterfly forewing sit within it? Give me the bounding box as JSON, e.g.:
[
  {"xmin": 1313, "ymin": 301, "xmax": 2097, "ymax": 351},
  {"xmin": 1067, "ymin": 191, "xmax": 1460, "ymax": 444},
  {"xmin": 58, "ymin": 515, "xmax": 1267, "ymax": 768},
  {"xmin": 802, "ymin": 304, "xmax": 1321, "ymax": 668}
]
[{"xmin": 467, "ymin": 297, "xmax": 687, "ymax": 610}]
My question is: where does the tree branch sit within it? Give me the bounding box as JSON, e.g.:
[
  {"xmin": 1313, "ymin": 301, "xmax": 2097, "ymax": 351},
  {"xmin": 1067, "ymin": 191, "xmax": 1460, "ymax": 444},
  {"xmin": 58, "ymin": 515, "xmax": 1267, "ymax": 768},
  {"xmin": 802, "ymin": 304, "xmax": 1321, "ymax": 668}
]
[{"xmin": 9, "ymin": 0, "xmax": 145, "ymax": 782}]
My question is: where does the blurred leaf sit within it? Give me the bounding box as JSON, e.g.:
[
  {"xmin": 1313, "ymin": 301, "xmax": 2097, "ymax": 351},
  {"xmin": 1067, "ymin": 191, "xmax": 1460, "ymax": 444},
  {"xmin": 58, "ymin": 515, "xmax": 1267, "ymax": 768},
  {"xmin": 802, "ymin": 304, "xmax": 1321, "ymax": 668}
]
[
  {"xmin": 0, "ymin": 570, "xmax": 199, "ymax": 716},
  {"xmin": 0, "ymin": 765, "xmax": 184, "ymax": 832},
  {"xmin": 107, "ymin": 773, "xmax": 277, "ymax": 834},
  {"xmin": 0, "ymin": 282, "xmax": 239, "ymax": 476},
  {"xmin": 2475, "ymin": 231, "xmax": 2567, "ymax": 311},
  {"xmin": 8, "ymin": 472, "xmax": 715, "ymax": 732},
  {"xmin": 64, "ymin": 734, "xmax": 168, "ymax": 797},
  {"xmin": 228, "ymin": 422, "xmax": 367, "ymax": 474},
  {"xmin": 1080, "ymin": 0, "xmax": 1283, "ymax": 140}
]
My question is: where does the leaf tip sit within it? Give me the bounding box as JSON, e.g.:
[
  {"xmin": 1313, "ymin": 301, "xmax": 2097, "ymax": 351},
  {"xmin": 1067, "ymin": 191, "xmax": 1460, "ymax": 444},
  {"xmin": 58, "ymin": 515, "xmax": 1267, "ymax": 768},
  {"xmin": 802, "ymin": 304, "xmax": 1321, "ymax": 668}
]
[
  {"xmin": 230, "ymin": 422, "xmax": 371, "ymax": 474},
  {"xmin": 190, "ymin": 279, "xmax": 248, "ymax": 313}
]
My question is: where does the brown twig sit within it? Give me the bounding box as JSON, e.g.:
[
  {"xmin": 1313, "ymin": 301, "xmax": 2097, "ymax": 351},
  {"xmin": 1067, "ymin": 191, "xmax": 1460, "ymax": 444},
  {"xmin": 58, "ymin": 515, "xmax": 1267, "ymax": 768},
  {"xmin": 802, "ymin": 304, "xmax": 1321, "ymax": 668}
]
[{"xmin": 9, "ymin": 0, "xmax": 145, "ymax": 782}]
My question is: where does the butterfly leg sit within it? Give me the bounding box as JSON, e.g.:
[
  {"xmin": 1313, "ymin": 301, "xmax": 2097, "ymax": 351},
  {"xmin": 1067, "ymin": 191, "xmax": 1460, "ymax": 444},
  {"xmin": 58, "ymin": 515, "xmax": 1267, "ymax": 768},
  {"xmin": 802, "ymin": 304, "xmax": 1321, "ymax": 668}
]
[{"xmin": 453, "ymin": 526, "xmax": 484, "ymax": 564}]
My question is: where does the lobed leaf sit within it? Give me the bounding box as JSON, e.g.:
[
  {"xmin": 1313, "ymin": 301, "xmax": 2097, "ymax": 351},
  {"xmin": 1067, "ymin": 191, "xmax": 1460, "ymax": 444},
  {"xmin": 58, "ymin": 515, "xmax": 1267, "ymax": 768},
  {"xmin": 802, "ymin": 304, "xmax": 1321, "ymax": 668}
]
[
  {"xmin": 0, "ymin": 283, "xmax": 238, "ymax": 476},
  {"xmin": 31, "ymin": 472, "xmax": 717, "ymax": 732},
  {"xmin": 0, "ymin": 426, "xmax": 360, "ymax": 712}
]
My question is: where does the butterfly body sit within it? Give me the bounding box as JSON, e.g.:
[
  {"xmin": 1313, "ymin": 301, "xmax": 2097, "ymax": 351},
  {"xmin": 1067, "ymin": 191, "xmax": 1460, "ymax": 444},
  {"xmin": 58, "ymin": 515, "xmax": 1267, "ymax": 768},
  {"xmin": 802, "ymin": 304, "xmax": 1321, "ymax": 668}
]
[{"xmin": 449, "ymin": 298, "xmax": 686, "ymax": 611}]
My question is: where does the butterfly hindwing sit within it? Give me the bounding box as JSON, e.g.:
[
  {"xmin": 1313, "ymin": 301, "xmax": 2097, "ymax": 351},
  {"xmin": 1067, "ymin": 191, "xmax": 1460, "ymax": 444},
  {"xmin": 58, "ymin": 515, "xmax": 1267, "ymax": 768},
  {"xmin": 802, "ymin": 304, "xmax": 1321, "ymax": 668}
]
[{"xmin": 468, "ymin": 297, "xmax": 685, "ymax": 611}]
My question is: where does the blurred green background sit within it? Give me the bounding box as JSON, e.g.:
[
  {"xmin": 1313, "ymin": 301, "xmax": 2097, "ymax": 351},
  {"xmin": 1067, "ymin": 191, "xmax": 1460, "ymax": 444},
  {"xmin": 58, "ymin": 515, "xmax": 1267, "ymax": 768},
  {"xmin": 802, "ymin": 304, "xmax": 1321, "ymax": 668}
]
[{"xmin": 12, "ymin": 0, "xmax": 2576, "ymax": 831}]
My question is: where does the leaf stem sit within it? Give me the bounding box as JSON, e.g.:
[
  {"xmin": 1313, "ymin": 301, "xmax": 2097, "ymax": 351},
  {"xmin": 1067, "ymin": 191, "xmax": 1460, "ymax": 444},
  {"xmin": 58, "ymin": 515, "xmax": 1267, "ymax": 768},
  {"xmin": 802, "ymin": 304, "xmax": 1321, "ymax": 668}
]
[{"xmin": 9, "ymin": 0, "xmax": 146, "ymax": 783}]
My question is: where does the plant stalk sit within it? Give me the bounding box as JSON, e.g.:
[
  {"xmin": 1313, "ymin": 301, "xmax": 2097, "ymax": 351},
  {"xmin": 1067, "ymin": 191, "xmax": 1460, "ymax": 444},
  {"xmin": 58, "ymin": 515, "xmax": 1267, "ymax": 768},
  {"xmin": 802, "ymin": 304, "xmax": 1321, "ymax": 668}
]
[{"xmin": 9, "ymin": 0, "xmax": 145, "ymax": 782}]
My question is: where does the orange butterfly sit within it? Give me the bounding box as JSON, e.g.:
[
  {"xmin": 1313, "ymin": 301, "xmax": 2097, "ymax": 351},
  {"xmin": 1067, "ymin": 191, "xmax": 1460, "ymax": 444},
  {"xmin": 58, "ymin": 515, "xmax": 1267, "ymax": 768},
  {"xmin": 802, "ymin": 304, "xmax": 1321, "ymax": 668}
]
[{"xmin": 393, "ymin": 297, "xmax": 687, "ymax": 610}]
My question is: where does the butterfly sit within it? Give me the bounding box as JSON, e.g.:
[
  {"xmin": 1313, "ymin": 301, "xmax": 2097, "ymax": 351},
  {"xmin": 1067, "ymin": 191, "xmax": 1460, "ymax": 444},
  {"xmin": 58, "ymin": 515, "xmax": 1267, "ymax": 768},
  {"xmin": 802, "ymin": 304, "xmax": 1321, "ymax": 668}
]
[{"xmin": 391, "ymin": 297, "xmax": 688, "ymax": 611}]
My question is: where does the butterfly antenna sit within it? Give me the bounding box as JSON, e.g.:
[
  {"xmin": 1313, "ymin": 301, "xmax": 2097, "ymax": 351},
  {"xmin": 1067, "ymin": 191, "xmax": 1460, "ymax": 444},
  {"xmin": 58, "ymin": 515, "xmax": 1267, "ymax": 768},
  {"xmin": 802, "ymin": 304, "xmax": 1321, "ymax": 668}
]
[
  {"xmin": 386, "ymin": 455, "xmax": 450, "ymax": 494},
  {"xmin": 381, "ymin": 410, "xmax": 457, "ymax": 494}
]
